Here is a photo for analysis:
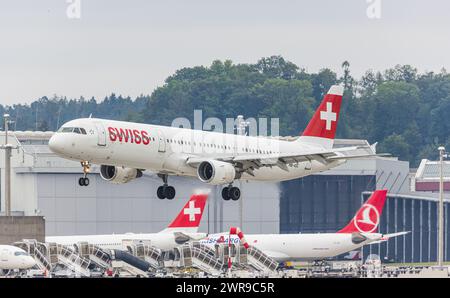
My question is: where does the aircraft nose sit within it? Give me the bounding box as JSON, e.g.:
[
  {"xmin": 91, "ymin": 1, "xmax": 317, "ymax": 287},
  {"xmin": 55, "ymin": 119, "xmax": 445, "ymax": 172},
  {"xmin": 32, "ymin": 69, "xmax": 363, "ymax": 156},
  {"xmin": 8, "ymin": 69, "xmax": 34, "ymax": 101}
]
[
  {"xmin": 48, "ymin": 133, "xmax": 63, "ymax": 154},
  {"xmin": 25, "ymin": 257, "xmax": 36, "ymax": 268}
]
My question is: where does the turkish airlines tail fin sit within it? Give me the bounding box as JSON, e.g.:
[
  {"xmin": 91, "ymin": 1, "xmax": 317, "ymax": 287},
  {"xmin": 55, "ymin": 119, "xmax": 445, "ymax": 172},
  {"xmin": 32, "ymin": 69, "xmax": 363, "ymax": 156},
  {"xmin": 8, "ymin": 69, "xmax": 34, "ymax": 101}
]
[
  {"xmin": 159, "ymin": 193, "xmax": 208, "ymax": 234},
  {"xmin": 298, "ymin": 85, "xmax": 344, "ymax": 149},
  {"xmin": 338, "ymin": 189, "xmax": 388, "ymax": 234}
]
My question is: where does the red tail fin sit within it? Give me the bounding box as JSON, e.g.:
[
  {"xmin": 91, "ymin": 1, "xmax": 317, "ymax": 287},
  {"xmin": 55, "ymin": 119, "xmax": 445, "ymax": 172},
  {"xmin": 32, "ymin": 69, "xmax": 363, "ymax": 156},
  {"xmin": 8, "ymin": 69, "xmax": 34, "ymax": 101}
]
[
  {"xmin": 299, "ymin": 85, "xmax": 344, "ymax": 149},
  {"xmin": 164, "ymin": 193, "xmax": 208, "ymax": 232},
  {"xmin": 338, "ymin": 190, "xmax": 388, "ymax": 234}
]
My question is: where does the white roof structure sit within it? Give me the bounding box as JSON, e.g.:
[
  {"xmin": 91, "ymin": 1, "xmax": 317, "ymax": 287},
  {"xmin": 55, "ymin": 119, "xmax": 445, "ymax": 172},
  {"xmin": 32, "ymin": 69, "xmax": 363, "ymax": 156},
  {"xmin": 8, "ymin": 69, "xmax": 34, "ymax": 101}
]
[{"xmin": 416, "ymin": 159, "xmax": 450, "ymax": 181}]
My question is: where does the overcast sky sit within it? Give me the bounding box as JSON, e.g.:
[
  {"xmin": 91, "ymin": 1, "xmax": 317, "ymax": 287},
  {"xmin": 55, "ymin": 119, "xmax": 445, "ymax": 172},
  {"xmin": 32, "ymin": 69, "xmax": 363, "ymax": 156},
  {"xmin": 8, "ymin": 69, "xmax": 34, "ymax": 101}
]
[{"xmin": 1, "ymin": 0, "xmax": 449, "ymax": 105}]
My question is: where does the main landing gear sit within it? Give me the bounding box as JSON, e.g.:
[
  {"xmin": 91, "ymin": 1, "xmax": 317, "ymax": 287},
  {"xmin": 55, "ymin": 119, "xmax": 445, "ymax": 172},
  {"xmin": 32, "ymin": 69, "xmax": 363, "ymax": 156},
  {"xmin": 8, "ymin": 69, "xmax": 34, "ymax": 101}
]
[
  {"xmin": 221, "ymin": 184, "xmax": 241, "ymax": 201},
  {"xmin": 157, "ymin": 174, "xmax": 176, "ymax": 200},
  {"xmin": 78, "ymin": 161, "xmax": 91, "ymax": 187}
]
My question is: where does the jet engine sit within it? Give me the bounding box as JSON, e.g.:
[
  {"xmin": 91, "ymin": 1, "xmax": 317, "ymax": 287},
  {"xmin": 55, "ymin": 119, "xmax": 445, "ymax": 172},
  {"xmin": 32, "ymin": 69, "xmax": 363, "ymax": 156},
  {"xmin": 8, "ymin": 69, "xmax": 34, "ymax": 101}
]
[
  {"xmin": 100, "ymin": 165, "xmax": 143, "ymax": 184},
  {"xmin": 197, "ymin": 160, "xmax": 236, "ymax": 185},
  {"xmin": 351, "ymin": 232, "xmax": 368, "ymax": 245}
]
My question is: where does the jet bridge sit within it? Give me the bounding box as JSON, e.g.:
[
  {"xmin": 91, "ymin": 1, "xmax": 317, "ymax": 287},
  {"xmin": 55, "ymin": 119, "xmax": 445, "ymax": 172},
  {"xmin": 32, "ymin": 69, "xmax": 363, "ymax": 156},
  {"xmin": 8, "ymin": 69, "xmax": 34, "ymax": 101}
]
[
  {"xmin": 74, "ymin": 242, "xmax": 111, "ymax": 269},
  {"xmin": 246, "ymin": 246, "xmax": 278, "ymax": 273},
  {"xmin": 175, "ymin": 242, "xmax": 223, "ymax": 275},
  {"xmin": 13, "ymin": 239, "xmax": 52, "ymax": 272},
  {"xmin": 110, "ymin": 249, "xmax": 151, "ymax": 277},
  {"xmin": 215, "ymin": 243, "xmax": 278, "ymax": 273},
  {"xmin": 14, "ymin": 239, "xmax": 92, "ymax": 276},
  {"xmin": 122, "ymin": 240, "xmax": 163, "ymax": 269},
  {"xmin": 55, "ymin": 244, "xmax": 92, "ymax": 277}
]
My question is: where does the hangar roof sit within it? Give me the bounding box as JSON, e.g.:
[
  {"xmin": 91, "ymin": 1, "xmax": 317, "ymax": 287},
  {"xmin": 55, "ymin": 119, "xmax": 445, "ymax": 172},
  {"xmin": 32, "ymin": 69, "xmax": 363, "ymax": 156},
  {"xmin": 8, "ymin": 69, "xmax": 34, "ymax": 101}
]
[{"xmin": 416, "ymin": 159, "xmax": 450, "ymax": 181}]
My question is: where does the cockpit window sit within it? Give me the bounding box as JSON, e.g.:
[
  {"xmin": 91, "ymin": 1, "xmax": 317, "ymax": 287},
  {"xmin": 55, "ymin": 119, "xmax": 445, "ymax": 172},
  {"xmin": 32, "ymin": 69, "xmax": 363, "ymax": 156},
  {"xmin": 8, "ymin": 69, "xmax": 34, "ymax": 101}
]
[
  {"xmin": 14, "ymin": 251, "xmax": 28, "ymax": 256},
  {"xmin": 59, "ymin": 127, "xmax": 74, "ymax": 133},
  {"xmin": 58, "ymin": 127, "xmax": 87, "ymax": 135}
]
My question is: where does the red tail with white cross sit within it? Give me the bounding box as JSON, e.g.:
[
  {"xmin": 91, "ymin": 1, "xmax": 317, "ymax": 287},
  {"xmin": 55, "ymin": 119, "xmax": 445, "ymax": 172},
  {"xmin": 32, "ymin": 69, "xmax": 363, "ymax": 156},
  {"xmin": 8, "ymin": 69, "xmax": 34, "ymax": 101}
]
[
  {"xmin": 160, "ymin": 193, "xmax": 208, "ymax": 233},
  {"xmin": 298, "ymin": 85, "xmax": 344, "ymax": 149}
]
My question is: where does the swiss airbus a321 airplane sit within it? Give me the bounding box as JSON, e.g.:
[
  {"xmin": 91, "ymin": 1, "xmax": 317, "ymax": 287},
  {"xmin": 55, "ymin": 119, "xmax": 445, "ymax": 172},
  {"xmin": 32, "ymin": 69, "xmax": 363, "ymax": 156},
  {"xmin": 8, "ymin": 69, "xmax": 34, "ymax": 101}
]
[
  {"xmin": 49, "ymin": 85, "xmax": 383, "ymax": 200},
  {"xmin": 201, "ymin": 190, "xmax": 409, "ymax": 261},
  {"xmin": 46, "ymin": 193, "xmax": 208, "ymax": 250}
]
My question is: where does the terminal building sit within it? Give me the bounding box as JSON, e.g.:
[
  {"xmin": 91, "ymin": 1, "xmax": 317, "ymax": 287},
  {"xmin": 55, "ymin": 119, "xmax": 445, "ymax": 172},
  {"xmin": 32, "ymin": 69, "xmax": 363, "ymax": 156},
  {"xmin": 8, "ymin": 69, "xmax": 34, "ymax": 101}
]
[
  {"xmin": 1, "ymin": 131, "xmax": 449, "ymax": 263},
  {"xmin": 414, "ymin": 159, "xmax": 450, "ymax": 192}
]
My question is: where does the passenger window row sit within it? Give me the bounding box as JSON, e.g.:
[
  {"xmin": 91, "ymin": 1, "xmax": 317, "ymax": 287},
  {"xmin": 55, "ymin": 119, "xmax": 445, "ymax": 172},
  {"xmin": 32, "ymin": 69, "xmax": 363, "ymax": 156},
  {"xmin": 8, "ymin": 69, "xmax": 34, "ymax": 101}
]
[{"xmin": 165, "ymin": 138, "xmax": 277, "ymax": 154}]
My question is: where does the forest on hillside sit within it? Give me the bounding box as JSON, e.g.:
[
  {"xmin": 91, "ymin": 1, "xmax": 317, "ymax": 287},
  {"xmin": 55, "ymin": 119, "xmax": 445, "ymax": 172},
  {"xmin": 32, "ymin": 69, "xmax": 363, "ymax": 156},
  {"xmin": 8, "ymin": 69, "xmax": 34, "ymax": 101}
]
[{"xmin": 1, "ymin": 56, "xmax": 450, "ymax": 167}]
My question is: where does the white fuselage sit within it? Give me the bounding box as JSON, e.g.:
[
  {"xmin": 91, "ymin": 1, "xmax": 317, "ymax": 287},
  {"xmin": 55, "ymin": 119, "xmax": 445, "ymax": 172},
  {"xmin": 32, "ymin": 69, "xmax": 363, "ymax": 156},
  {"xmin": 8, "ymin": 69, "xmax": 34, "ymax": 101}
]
[
  {"xmin": 201, "ymin": 233, "xmax": 380, "ymax": 262},
  {"xmin": 0, "ymin": 245, "xmax": 36, "ymax": 270},
  {"xmin": 49, "ymin": 118, "xmax": 343, "ymax": 182},
  {"xmin": 46, "ymin": 231, "xmax": 206, "ymax": 251}
]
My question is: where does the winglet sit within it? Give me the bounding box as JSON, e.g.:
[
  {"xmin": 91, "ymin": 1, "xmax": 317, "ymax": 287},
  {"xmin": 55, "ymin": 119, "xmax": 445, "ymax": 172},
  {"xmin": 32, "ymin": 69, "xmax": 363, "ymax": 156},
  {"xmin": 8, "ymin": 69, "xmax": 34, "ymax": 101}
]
[{"xmin": 338, "ymin": 190, "xmax": 388, "ymax": 234}]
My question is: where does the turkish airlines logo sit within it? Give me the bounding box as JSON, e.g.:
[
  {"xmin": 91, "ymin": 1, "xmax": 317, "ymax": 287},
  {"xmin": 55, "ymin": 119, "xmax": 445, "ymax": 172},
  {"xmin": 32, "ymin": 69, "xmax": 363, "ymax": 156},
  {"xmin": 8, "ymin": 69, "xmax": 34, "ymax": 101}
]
[
  {"xmin": 353, "ymin": 203, "xmax": 380, "ymax": 233},
  {"xmin": 320, "ymin": 102, "xmax": 337, "ymax": 131},
  {"xmin": 183, "ymin": 201, "xmax": 201, "ymax": 222}
]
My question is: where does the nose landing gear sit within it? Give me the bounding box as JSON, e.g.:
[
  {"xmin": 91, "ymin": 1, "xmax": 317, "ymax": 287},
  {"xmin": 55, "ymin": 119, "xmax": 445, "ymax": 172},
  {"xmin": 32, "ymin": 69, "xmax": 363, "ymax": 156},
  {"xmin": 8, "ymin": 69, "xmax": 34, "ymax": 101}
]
[
  {"xmin": 78, "ymin": 161, "xmax": 91, "ymax": 187},
  {"xmin": 222, "ymin": 185, "xmax": 241, "ymax": 201},
  {"xmin": 157, "ymin": 174, "xmax": 176, "ymax": 200}
]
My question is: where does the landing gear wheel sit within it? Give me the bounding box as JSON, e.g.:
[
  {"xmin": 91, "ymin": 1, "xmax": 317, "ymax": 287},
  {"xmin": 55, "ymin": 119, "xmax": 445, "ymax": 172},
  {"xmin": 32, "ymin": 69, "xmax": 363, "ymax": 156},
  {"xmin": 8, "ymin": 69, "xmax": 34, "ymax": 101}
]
[
  {"xmin": 222, "ymin": 187, "xmax": 231, "ymax": 201},
  {"xmin": 78, "ymin": 161, "xmax": 91, "ymax": 187},
  {"xmin": 165, "ymin": 186, "xmax": 176, "ymax": 200},
  {"xmin": 78, "ymin": 177, "xmax": 89, "ymax": 186},
  {"xmin": 229, "ymin": 187, "xmax": 241, "ymax": 201},
  {"xmin": 156, "ymin": 174, "xmax": 176, "ymax": 200},
  {"xmin": 157, "ymin": 186, "xmax": 165, "ymax": 200}
]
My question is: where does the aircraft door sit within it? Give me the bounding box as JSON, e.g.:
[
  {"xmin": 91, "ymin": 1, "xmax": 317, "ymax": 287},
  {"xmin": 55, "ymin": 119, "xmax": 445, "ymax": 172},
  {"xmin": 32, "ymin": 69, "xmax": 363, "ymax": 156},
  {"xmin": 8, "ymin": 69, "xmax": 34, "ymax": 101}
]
[
  {"xmin": 158, "ymin": 130, "xmax": 166, "ymax": 152},
  {"xmin": 94, "ymin": 122, "xmax": 107, "ymax": 146},
  {"xmin": 1, "ymin": 248, "xmax": 8, "ymax": 262}
]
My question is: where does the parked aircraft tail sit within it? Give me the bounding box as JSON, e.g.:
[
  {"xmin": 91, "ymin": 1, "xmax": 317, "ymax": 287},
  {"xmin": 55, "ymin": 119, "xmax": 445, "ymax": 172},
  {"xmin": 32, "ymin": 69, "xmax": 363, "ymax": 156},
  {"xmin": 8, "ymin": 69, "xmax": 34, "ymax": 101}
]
[
  {"xmin": 159, "ymin": 193, "xmax": 208, "ymax": 233},
  {"xmin": 338, "ymin": 189, "xmax": 388, "ymax": 234}
]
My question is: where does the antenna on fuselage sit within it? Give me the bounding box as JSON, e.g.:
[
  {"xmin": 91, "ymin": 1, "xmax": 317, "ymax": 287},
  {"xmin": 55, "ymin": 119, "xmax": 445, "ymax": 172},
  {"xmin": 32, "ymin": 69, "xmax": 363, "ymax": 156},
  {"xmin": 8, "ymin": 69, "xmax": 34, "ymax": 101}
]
[{"xmin": 89, "ymin": 113, "xmax": 92, "ymax": 118}]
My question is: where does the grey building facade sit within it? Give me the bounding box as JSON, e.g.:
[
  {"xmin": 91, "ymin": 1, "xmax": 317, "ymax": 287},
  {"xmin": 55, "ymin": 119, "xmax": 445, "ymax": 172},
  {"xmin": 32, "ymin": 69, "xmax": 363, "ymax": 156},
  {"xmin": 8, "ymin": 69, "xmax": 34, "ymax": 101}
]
[{"xmin": 366, "ymin": 192, "xmax": 450, "ymax": 263}]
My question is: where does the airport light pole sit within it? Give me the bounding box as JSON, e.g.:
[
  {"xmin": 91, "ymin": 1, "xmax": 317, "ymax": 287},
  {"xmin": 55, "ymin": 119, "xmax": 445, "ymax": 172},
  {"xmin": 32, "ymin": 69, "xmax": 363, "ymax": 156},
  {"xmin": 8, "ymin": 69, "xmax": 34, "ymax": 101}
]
[
  {"xmin": 2, "ymin": 114, "xmax": 12, "ymax": 216},
  {"xmin": 438, "ymin": 146, "xmax": 448, "ymax": 268},
  {"xmin": 236, "ymin": 115, "xmax": 250, "ymax": 229}
]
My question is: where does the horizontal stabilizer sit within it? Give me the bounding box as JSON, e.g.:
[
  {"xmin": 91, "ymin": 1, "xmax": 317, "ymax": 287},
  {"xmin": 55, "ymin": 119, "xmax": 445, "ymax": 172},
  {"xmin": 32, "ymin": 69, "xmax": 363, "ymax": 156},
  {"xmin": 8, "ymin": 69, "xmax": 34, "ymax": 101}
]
[{"xmin": 369, "ymin": 231, "xmax": 410, "ymax": 244}]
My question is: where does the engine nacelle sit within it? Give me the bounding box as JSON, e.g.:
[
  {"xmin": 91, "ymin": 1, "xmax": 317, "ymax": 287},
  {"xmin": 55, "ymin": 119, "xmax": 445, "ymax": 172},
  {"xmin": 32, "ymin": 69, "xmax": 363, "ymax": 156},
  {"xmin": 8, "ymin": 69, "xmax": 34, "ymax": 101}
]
[
  {"xmin": 197, "ymin": 160, "xmax": 236, "ymax": 185},
  {"xmin": 100, "ymin": 165, "xmax": 143, "ymax": 184}
]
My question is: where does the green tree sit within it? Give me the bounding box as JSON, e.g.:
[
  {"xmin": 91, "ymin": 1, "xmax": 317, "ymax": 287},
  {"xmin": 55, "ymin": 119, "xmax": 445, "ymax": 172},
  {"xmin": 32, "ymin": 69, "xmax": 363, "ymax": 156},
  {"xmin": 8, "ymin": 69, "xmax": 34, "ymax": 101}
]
[{"xmin": 379, "ymin": 134, "xmax": 410, "ymax": 162}]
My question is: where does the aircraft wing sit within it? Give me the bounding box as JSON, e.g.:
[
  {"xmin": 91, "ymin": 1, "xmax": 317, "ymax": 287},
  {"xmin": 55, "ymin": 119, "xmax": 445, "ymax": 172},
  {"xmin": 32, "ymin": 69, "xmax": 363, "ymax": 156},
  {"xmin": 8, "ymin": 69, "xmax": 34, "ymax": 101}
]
[{"xmin": 186, "ymin": 145, "xmax": 389, "ymax": 175}]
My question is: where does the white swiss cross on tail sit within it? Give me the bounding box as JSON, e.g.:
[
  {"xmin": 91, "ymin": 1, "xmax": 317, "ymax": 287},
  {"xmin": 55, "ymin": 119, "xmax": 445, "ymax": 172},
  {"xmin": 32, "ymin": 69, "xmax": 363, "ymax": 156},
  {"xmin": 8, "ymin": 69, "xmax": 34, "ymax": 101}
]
[
  {"xmin": 162, "ymin": 192, "xmax": 208, "ymax": 233},
  {"xmin": 300, "ymin": 85, "xmax": 344, "ymax": 149},
  {"xmin": 184, "ymin": 201, "xmax": 201, "ymax": 222},
  {"xmin": 320, "ymin": 102, "xmax": 337, "ymax": 131}
]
